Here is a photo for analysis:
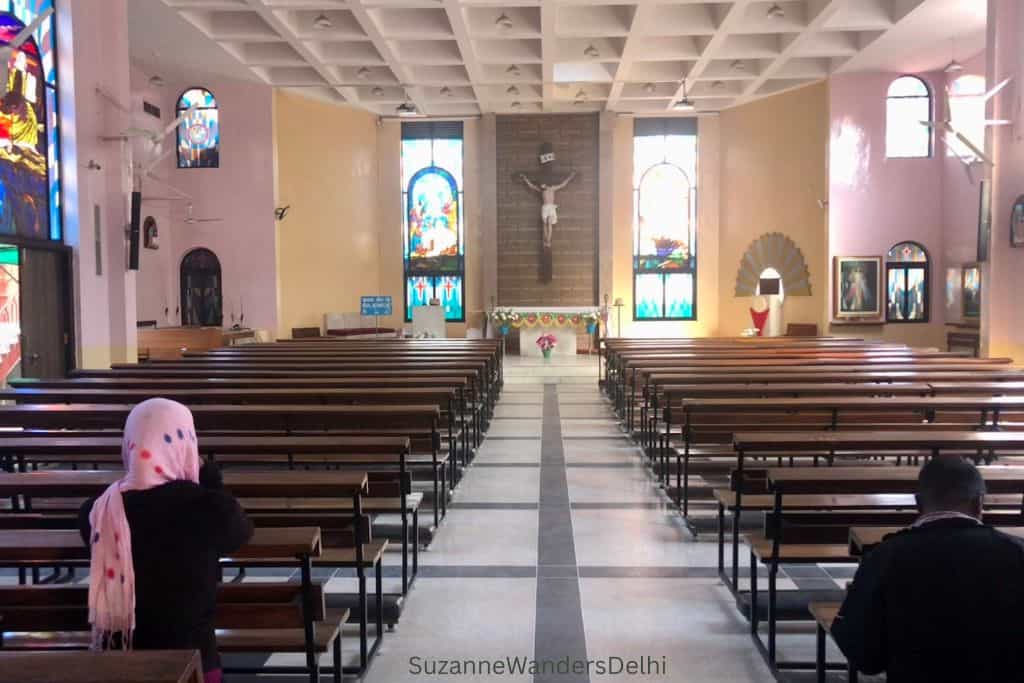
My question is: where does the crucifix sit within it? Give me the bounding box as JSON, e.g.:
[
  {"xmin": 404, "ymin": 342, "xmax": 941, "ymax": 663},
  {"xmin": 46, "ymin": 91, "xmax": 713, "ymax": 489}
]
[{"xmin": 518, "ymin": 142, "xmax": 577, "ymax": 283}]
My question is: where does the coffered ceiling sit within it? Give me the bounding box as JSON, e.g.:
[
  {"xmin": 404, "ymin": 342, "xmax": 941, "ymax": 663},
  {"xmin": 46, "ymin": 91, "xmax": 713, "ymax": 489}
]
[{"xmin": 152, "ymin": 0, "xmax": 987, "ymax": 116}]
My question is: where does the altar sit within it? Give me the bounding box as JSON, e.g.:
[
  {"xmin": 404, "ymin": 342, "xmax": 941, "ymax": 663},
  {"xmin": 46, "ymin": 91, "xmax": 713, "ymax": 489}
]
[{"xmin": 497, "ymin": 306, "xmax": 602, "ymax": 357}]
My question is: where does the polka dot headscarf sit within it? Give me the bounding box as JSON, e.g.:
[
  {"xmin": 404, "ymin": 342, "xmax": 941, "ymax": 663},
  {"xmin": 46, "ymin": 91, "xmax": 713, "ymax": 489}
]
[{"xmin": 87, "ymin": 398, "xmax": 200, "ymax": 649}]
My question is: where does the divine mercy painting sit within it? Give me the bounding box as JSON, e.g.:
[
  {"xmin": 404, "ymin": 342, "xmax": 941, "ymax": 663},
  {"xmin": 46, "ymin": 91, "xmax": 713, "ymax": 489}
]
[{"xmin": 834, "ymin": 256, "xmax": 881, "ymax": 320}]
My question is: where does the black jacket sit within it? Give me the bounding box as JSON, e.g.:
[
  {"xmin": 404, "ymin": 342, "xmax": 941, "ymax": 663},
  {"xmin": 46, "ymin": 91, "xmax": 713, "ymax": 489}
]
[
  {"xmin": 78, "ymin": 464, "xmax": 253, "ymax": 672},
  {"xmin": 831, "ymin": 517, "xmax": 1024, "ymax": 683}
]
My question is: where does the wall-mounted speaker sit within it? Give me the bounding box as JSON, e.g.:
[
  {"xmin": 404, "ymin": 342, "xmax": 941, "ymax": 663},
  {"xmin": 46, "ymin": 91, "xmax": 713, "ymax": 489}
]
[{"xmin": 128, "ymin": 190, "xmax": 141, "ymax": 270}]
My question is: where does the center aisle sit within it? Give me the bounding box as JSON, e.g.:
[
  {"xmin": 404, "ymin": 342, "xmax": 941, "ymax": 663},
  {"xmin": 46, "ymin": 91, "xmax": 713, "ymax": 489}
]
[{"xmin": 361, "ymin": 356, "xmax": 772, "ymax": 682}]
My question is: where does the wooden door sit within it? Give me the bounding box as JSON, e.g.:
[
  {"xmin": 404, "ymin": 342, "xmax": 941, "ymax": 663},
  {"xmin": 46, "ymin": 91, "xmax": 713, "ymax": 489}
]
[{"xmin": 19, "ymin": 246, "xmax": 70, "ymax": 378}]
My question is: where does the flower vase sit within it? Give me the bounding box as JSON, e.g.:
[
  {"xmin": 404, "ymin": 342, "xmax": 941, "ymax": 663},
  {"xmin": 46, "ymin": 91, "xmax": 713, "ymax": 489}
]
[
  {"xmin": 586, "ymin": 322, "xmax": 597, "ymax": 334},
  {"xmin": 541, "ymin": 348, "xmax": 552, "ymax": 360},
  {"xmin": 500, "ymin": 325, "xmax": 510, "ymax": 336}
]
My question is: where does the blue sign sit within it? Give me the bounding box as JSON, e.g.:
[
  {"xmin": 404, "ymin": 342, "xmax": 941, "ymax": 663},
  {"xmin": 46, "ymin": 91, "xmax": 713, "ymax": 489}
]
[{"xmin": 361, "ymin": 295, "xmax": 393, "ymax": 317}]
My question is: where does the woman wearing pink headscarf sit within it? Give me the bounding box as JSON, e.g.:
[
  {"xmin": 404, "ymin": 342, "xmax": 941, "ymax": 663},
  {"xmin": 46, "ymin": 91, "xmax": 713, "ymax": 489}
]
[{"xmin": 78, "ymin": 398, "xmax": 253, "ymax": 683}]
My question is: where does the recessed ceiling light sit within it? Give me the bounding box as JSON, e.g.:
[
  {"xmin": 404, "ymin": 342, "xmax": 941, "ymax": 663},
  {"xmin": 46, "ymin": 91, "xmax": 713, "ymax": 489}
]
[
  {"xmin": 356, "ymin": 67, "xmax": 371, "ymax": 80},
  {"xmin": 643, "ymin": 82, "xmax": 656, "ymax": 94},
  {"xmin": 148, "ymin": 74, "xmax": 165, "ymax": 88},
  {"xmin": 313, "ymin": 13, "xmax": 332, "ymax": 29},
  {"xmin": 371, "ymin": 86, "xmax": 384, "ymax": 96},
  {"xmin": 506, "ymin": 65, "xmax": 521, "ymax": 77},
  {"xmin": 495, "ymin": 12, "xmax": 513, "ymax": 29},
  {"xmin": 767, "ymin": 3, "xmax": 785, "ymax": 19},
  {"xmin": 506, "ymin": 85, "xmax": 519, "ymax": 96},
  {"xmin": 712, "ymin": 80, "xmax": 724, "ymax": 88},
  {"xmin": 944, "ymin": 59, "xmax": 964, "ymax": 74},
  {"xmin": 583, "ymin": 44, "xmax": 599, "ymax": 59},
  {"xmin": 396, "ymin": 101, "xmax": 419, "ymax": 116},
  {"xmin": 440, "ymin": 85, "xmax": 452, "ymax": 97},
  {"xmin": 511, "ymin": 101, "xmax": 521, "ymax": 109},
  {"xmin": 574, "ymin": 88, "xmax": 587, "ymax": 105},
  {"xmin": 730, "ymin": 60, "xmax": 745, "ymax": 72}
]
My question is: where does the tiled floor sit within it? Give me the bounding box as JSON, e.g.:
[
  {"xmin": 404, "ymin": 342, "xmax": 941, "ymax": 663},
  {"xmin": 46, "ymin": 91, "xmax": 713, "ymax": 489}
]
[{"xmin": 350, "ymin": 356, "xmax": 781, "ymax": 683}]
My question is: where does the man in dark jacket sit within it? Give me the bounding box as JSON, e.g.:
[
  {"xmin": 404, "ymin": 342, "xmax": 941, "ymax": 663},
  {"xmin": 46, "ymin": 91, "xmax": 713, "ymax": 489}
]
[{"xmin": 831, "ymin": 456, "xmax": 1024, "ymax": 682}]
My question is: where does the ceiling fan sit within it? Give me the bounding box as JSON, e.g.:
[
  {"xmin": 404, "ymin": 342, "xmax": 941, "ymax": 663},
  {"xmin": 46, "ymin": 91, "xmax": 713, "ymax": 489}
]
[
  {"xmin": 183, "ymin": 202, "xmax": 222, "ymax": 225},
  {"xmin": 0, "ymin": 7, "xmax": 51, "ymax": 61},
  {"xmin": 0, "ymin": 7, "xmax": 52, "ymax": 97},
  {"xmin": 920, "ymin": 76, "xmax": 1013, "ymax": 170}
]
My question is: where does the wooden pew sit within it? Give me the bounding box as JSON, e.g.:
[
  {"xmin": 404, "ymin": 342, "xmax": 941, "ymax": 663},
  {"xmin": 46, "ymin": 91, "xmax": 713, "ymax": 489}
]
[
  {"xmin": 747, "ymin": 464, "xmax": 1024, "ymax": 672},
  {"xmin": 0, "ymin": 650, "xmax": 204, "ymax": 683},
  {"xmin": 0, "ymin": 527, "xmax": 335, "ymax": 681},
  {"xmin": 0, "ymin": 583, "xmax": 349, "ymax": 683},
  {"xmin": 667, "ymin": 395, "xmax": 1024, "ymax": 516},
  {"xmin": 0, "ymin": 404, "xmax": 447, "ymax": 528},
  {"xmin": 0, "ymin": 469, "xmax": 387, "ymax": 677}
]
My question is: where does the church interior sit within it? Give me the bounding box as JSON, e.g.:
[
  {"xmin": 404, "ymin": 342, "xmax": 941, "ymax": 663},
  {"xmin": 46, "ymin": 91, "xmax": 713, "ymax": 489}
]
[{"xmin": 0, "ymin": 0, "xmax": 1023, "ymax": 681}]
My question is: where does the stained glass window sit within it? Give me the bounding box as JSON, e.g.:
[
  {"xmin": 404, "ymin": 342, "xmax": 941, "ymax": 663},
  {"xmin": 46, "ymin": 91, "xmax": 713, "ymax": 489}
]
[
  {"xmin": 632, "ymin": 119, "xmax": 697, "ymax": 320},
  {"xmin": 886, "ymin": 76, "xmax": 932, "ymax": 159},
  {"xmin": 401, "ymin": 122, "xmax": 464, "ymax": 322},
  {"xmin": 0, "ymin": 1, "xmax": 60, "ymax": 241},
  {"xmin": 885, "ymin": 241, "xmax": 929, "ymax": 322},
  {"xmin": 177, "ymin": 88, "xmax": 220, "ymax": 169}
]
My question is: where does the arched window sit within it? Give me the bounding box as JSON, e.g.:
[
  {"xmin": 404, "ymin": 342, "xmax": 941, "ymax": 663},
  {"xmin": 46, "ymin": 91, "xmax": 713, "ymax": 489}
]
[
  {"xmin": 0, "ymin": 3, "xmax": 61, "ymax": 241},
  {"xmin": 401, "ymin": 122, "xmax": 464, "ymax": 322},
  {"xmin": 948, "ymin": 75, "xmax": 986, "ymax": 161},
  {"xmin": 176, "ymin": 88, "xmax": 220, "ymax": 169},
  {"xmin": 180, "ymin": 248, "xmax": 223, "ymax": 326},
  {"xmin": 632, "ymin": 119, "xmax": 697, "ymax": 320},
  {"xmin": 885, "ymin": 241, "xmax": 929, "ymax": 322},
  {"xmin": 886, "ymin": 76, "xmax": 932, "ymax": 159}
]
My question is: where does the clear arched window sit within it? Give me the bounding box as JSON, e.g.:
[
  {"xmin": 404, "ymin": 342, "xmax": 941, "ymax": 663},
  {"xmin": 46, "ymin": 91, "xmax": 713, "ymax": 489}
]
[
  {"xmin": 886, "ymin": 76, "xmax": 932, "ymax": 159},
  {"xmin": 0, "ymin": 4, "xmax": 61, "ymax": 241},
  {"xmin": 948, "ymin": 75, "xmax": 986, "ymax": 161},
  {"xmin": 632, "ymin": 120, "xmax": 697, "ymax": 321},
  {"xmin": 401, "ymin": 122, "xmax": 464, "ymax": 322},
  {"xmin": 885, "ymin": 241, "xmax": 929, "ymax": 322},
  {"xmin": 176, "ymin": 88, "xmax": 220, "ymax": 169}
]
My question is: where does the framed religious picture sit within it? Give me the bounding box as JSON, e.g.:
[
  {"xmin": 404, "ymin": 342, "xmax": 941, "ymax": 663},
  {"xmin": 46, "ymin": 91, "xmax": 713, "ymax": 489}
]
[
  {"xmin": 977, "ymin": 180, "xmax": 991, "ymax": 261},
  {"xmin": 1011, "ymin": 195, "xmax": 1024, "ymax": 247},
  {"xmin": 962, "ymin": 263, "xmax": 981, "ymax": 319},
  {"xmin": 833, "ymin": 256, "xmax": 882, "ymax": 321}
]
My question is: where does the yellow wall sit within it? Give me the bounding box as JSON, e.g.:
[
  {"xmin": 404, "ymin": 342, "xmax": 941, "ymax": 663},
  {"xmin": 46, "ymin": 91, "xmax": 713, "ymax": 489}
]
[
  {"xmin": 718, "ymin": 82, "xmax": 830, "ymax": 336},
  {"xmin": 273, "ymin": 91, "xmax": 381, "ymax": 338}
]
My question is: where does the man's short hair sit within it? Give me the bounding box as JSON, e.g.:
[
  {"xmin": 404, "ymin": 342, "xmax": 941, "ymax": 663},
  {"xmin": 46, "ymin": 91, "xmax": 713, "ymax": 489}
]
[{"xmin": 918, "ymin": 456, "xmax": 986, "ymax": 511}]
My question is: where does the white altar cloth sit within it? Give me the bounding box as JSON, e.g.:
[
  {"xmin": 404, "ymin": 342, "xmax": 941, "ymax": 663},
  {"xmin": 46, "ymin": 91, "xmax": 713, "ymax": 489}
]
[{"xmin": 505, "ymin": 306, "xmax": 601, "ymax": 358}]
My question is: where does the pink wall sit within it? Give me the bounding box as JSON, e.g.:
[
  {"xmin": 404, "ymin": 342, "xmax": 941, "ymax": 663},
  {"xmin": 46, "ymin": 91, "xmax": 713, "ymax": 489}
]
[
  {"xmin": 59, "ymin": 0, "xmax": 138, "ymax": 366},
  {"xmin": 132, "ymin": 71, "xmax": 278, "ymax": 333},
  {"xmin": 983, "ymin": 0, "xmax": 1024, "ymax": 361},
  {"xmin": 828, "ymin": 70, "xmax": 947, "ymax": 346},
  {"xmin": 941, "ymin": 52, "xmax": 988, "ymax": 324}
]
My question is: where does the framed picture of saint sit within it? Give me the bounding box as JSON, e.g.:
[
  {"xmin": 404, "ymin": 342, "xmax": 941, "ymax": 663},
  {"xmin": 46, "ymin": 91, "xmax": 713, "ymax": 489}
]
[
  {"xmin": 962, "ymin": 263, "xmax": 981, "ymax": 319},
  {"xmin": 833, "ymin": 256, "xmax": 882, "ymax": 321},
  {"xmin": 1010, "ymin": 195, "xmax": 1024, "ymax": 248}
]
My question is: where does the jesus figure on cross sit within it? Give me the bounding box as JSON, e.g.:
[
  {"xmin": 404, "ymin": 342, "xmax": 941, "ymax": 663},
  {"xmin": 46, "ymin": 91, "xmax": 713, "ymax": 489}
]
[{"xmin": 519, "ymin": 169, "xmax": 577, "ymax": 249}]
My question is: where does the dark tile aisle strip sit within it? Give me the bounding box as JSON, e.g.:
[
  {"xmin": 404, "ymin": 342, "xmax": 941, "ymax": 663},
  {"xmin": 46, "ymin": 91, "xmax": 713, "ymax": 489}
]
[{"xmin": 534, "ymin": 384, "xmax": 590, "ymax": 683}]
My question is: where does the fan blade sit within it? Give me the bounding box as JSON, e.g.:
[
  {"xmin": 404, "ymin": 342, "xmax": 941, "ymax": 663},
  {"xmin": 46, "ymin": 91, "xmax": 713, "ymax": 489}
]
[
  {"xmin": 983, "ymin": 77, "xmax": 1012, "ymax": 102},
  {"xmin": 196, "ymin": 218, "xmax": 223, "ymax": 223},
  {"xmin": 142, "ymin": 146, "xmax": 175, "ymax": 175},
  {"xmin": 962, "ymin": 161, "xmax": 975, "ymax": 185},
  {"xmin": 985, "ymin": 119, "xmax": 1012, "ymax": 126},
  {"xmin": 1, "ymin": 7, "xmax": 53, "ymax": 53},
  {"xmin": 952, "ymin": 129, "xmax": 993, "ymax": 165},
  {"xmin": 161, "ymin": 105, "xmax": 196, "ymax": 140}
]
